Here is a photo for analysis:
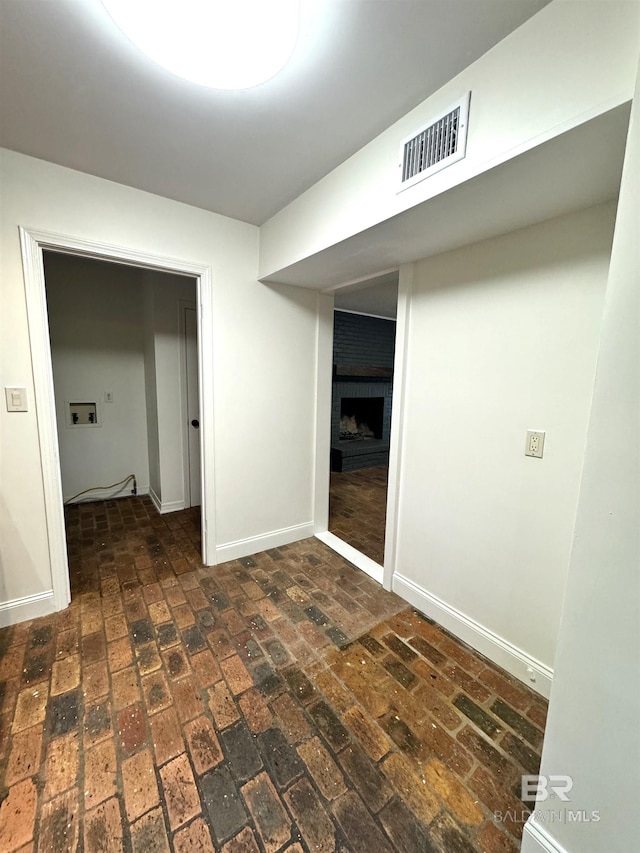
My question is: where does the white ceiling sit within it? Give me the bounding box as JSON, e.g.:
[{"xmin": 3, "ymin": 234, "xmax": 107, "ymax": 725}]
[
  {"xmin": 0, "ymin": 0, "xmax": 549, "ymax": 226},
  {"xmin": 334, "ymin": 271, "xmax": 398, "ymax": 319}
]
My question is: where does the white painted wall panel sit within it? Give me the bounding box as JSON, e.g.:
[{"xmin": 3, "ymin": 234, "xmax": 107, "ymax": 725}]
[{"xmin": 395, "ymin": 203, "xmax": 615, "ymax": 675}]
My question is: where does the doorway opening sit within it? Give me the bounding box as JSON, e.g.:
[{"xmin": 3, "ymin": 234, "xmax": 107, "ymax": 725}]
[
  {"xmin": 43, "ymin": 252, "xmax": 201, "ymax": 599},
  {"xmin": 19, "ymin": 227, "xmax": 215, "ymax": 613},
  {"xmin": 326, "ymin": 272, "xmax": 398, "ymax": 572}
]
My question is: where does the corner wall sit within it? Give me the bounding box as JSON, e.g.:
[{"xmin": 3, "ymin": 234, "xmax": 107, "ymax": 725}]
[
  {"xmin": 521, "ymin": 59, "xmax": 640, "ymax": 853},
  {"xmin": 393, "ymin": 203, "xmax": 616, "ymax": 695}
]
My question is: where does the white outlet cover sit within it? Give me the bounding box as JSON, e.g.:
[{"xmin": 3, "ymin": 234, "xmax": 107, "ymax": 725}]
[{"xmin": 525, "ymin": 430, "xmax": 545, "ymax": 458}]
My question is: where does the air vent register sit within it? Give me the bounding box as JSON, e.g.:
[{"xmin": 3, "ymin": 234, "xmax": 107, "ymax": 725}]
[{"xmin": 398, "ymin": 92, "xmax": 470, "ymax": 191}]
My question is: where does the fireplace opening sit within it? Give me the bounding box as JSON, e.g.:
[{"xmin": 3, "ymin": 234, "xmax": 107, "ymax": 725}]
[{"xmin": 340, "ymin": 397, "xmax": 384, "ymax": 441}]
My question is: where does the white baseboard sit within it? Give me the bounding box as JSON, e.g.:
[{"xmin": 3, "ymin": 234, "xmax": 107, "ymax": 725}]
[
  {"xmin": 215, "ymin": 522, "xmax": 315, "ymax": 563},
  {"xmin": 521, "ymin": 816, "xmax": 569, "ymax": 853},
  {"xmin": 392, "ymin": 572, "xmax": 553, "ymax": 698},
  {"xmin": 314, "ymin": 531, "xmax": 384, "ymax": 584},
  {"xmin": 0, "ymin": 590, "xmax": 55, "ymax": 628},
  {"xmin": 149, "ymin": 487, "xmax": 161, "ymax": 513},
  {"xmin": 149, "ymin": 488, "xmax": 184, "ymax": 515}
]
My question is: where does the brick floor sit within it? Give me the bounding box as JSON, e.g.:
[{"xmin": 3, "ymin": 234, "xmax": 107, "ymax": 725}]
[
  {"xmin": 0, "ymin": 496, "xmax": 548, "ymax": 852},
  {"xmin": 329, "ymin": 465, "xmax": 388, "ymax": 565}
]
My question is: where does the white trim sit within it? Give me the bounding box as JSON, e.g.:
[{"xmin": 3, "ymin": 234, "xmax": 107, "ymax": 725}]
[
  {"xmin": 158, "ymin": 499, "xmax": 185, "ymax": 515},
  {"xmin": 20, "ymin": 228, "xmax": 71, "ymax": 612},
  {"xmin": 321, "ymin": 267, "xmax": 399, "ymax": 294},
  {"xmin": 333, "ymin": 308, "xmax": 397, "ymax": 322},
  {"xmin": 149, "ymin": 487, "xmax": 162, "ymax": 514},
  {"xmin": 216, "ymin": 522, "xmax": 315, "ymax": 563},
  {"xmin": 521, "ymin": 816, "xmax": 570, "ymax": 853},
  {"xmin": 149, "ymin": 487, "xmax": 184, "ymax": 515},
  {"xmin": 313, "ymin": 292, "xmax": 334, "ymax": 534},
  {"xmin": 0, "ymin": 591, "xmax": 55, "ymax": 628},
  {"xmin": 315, "ymin": 531, "xmax": 384, "ymax": 585},
  {"xmin": 393, "ymin": 572, "xmax": 553, "ymax": 698},
  {"xmin": 19, "ymin": 227, "xmax": 217, "ymax": 619},
  {"xmin": 383, "ymin": 262, "xmax": 412, "ymax": 591},
  {"xmin": 198, "ymin": 265, "xmax": 216, "ymax": 566}
]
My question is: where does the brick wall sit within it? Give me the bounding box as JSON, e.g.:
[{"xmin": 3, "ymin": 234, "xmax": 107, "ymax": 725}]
[{"xmin": 333, "ymin": 311, "xmax": 396, "ymax": 369}]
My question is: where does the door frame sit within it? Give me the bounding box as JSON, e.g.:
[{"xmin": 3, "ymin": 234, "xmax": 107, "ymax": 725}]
[{"xmin": 19, "ymin": 226, "xmax": 216, "ymax": 613}]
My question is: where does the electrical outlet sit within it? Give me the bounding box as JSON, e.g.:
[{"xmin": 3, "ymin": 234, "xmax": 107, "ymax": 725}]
[
  {"xmin": 525, "ymin": 430, "xmax": 545, "ymax": 458},
  {"xmin": 104, "ymin": 391, "xmax": 113, "ymax": 403}
]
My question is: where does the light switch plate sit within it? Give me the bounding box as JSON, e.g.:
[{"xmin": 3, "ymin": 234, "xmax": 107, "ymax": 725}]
[{"xmin": 5, "ymin": 387, "xmax": 28, "ymax": 412}]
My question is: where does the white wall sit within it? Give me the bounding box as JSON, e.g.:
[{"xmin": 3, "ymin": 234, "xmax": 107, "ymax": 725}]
[
  {"xmin": 259, "ymin": 0, "xmax": 639, "ymax": 279},
  {"xmin": 0, "ymin": 148, "xmax": 319, "ymax": 621},
  {"xmin": 143, "ymin": 272, "xmax": 197, "ymax": 512},
  {"xmin": 522, "ymin": 60, "xmax": 640, "ymax": 853},
  {"xmin": 45, "ymin": 254, "xmax": 150, "ymax": 501},
  {"xmin": 213, "ymin": 278, "xmax": 319, "ymax": 550},
  {"xmin": 143, "ymin": 280, "xmax": 161, "ymax": 500},
  {"xmin": 392, "ymin": 203, "xmax": 616, "ymax": 694}
]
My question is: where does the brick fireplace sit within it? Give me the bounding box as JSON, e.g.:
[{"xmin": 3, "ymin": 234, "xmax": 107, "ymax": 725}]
[{"xmin": 330, "ymin": 311, "xmax": 395, "ymax": 472}]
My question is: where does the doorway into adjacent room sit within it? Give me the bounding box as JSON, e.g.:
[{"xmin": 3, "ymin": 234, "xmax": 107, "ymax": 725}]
[
  {"xmin": 326, "ymin": 272, "xmax": 399, "ymax": 569},
  {"xmin": 42, "ymin": 252, "xmax": 201, "ymax": 598},
  {"xmin": 44, "ymin": 253, "xmax": 199, "ymax": 510},
  {"xmin": 19, "ymin": 226, "xmax": 216, "ymax": 613}
]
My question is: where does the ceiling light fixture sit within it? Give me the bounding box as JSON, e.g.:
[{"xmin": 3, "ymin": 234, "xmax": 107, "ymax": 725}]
[{"xmin": 101, "ymin": 0, "xmax": 300, "ymax": 90}]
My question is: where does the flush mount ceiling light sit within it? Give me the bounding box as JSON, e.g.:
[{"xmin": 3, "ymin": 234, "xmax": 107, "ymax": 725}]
[{"xmin": 101, "ymin": 0, "xmax": 300, "ymax": 90}]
